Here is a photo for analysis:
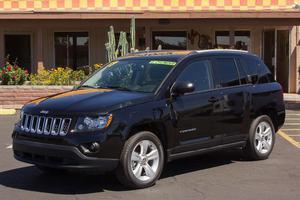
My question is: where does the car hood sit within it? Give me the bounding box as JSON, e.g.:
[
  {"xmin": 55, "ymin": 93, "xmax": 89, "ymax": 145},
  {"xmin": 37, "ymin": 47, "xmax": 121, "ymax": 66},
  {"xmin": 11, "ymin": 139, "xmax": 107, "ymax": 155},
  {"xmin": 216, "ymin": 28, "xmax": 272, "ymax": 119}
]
[{"xmin": 24, "ymin": 88, "xmax": 154, "ymax": 114}]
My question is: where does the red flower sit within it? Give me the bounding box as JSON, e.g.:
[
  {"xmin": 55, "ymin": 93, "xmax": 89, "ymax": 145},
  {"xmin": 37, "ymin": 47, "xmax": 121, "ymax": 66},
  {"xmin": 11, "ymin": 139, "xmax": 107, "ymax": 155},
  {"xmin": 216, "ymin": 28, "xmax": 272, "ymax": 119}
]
[
  {"xmin": 2, "ymin": 69, "xmax": 6, "ymax": 74},
  {"xmin": 13, "ymin": 65, "xmax": 18, "ymax": 69},
  {"xmin": 7, "ymin": 66, "xmax": 12, "ymax": 71},
  {"xmin": 12, "ymin": 76, "xmax": 16, "ymax": 80}
]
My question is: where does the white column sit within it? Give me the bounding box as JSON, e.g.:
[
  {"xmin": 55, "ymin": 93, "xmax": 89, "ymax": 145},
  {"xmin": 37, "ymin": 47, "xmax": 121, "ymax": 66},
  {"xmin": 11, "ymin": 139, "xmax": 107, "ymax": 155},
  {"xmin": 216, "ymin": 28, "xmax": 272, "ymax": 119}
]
[{"xmin": 36, "ymin": 29, "xmax": 44, "ymax": 73}]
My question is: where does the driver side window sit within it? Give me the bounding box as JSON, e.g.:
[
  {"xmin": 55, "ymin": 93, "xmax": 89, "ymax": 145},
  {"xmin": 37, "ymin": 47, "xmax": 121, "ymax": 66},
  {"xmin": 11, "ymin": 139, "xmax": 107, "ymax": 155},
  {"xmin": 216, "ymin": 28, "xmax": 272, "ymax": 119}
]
[{"xmin": 177, "ymin": 60, "xmax": 213, "ymax": 93}]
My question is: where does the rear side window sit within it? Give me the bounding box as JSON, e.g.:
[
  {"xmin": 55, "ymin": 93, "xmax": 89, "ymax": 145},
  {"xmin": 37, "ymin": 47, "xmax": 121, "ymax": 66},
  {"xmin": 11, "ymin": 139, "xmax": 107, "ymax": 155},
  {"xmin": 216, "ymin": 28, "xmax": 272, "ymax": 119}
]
[
  {"xmin": 213, "ymin": 58, "xmax": 240, "ymax": 88},
  {"xmin": 242, "ymin": 56, "xmax": 274, "ymax": 83},
  {"xmin": 236, "ymin": 59, "xmax": 248, "ymax": 85},
  {"xmin": 177, "ymin": 60, "xmax": 212, "ymax": 92}
]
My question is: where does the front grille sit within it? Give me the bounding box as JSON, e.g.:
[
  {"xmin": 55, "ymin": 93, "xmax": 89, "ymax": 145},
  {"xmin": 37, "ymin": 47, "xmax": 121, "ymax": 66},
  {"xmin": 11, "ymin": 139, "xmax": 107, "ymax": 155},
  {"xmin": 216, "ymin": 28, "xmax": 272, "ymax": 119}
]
[{"xmin": 21, "ymin": 113, "xmax": 72, "ymax": 136}]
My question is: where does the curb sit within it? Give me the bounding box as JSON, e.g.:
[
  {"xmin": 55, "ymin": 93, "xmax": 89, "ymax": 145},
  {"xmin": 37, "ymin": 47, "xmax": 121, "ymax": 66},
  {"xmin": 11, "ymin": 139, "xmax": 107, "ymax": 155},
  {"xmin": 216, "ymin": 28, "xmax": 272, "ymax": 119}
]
[
  {"xmin": 0, "ymin": 109, "xmax": 16, "ymax": 115},
  {"xmin": 285, "ymin": 101, "xmax": 300, "ymax": 110}
]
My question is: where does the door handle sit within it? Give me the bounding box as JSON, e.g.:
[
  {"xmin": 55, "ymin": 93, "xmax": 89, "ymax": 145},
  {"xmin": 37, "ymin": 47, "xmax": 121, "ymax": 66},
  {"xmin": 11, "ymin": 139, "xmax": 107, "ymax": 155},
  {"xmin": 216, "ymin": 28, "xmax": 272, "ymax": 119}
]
[{"xmin": 208, "ymin": 97, "xmax": 218, "ymax": 103}]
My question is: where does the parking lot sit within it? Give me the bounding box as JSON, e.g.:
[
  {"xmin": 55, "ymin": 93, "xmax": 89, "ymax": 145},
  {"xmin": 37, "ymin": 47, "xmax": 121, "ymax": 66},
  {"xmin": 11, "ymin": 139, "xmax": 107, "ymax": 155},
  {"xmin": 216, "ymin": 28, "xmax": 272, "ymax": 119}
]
[{"xmin": 0, "ymin": 110, "xmax": 300, "ymax": 200}]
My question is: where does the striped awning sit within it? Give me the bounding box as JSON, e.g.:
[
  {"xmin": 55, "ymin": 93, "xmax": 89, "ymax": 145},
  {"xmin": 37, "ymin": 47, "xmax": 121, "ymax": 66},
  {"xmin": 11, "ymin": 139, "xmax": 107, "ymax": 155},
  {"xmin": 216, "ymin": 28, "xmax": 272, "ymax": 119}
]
[{"xmin": 0, "ymin": 0, "xmax": 298, "ymax": 12}]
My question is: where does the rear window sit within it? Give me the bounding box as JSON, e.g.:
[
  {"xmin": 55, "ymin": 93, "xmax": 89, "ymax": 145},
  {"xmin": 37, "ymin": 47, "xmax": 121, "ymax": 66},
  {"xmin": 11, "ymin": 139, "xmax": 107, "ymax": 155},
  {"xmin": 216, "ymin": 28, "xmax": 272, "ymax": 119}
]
[
  {"xmin": 213, "ymin": 58, "xmax": 240, "ymax": 88},
  {"xmin": 242, "ymin": 56, "xmax": 274, "ymax": 83}
]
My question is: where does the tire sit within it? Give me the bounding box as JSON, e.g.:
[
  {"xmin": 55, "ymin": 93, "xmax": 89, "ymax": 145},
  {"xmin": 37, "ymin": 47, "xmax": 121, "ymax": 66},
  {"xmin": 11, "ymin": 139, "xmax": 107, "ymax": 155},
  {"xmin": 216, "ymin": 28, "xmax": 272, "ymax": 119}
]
[
  {"xmin": 35, "ymin": 165, "xmax": 66, "ymax": 174},
  {"xmin": 244, "ymin": 115, "xmax": 276, "ymax": 160},
  {"xmin": 116, "ymin": 131, "xmax": 165, "ymax": 189}
]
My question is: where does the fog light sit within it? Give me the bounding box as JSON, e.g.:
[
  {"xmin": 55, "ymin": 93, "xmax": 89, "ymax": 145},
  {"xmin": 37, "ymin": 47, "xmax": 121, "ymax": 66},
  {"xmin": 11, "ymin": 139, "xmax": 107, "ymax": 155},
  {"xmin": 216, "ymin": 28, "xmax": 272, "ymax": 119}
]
[
  {"xmin": 80, "ymin": 142, "xmax": 100, "ymax": 153},
  {"xmin": 89, "ymin": 142, "xmax": 100, "ymax": 153}
]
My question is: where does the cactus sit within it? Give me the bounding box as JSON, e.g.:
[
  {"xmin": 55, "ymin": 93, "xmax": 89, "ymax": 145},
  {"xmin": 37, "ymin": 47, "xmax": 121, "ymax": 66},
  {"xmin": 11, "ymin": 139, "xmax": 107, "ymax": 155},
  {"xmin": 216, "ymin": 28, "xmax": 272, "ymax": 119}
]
[
  {"xmin": 105, "ymin": 26, "xmax": 117, "ymax": 62},
  {"xmin": 119, "ymin": 31, "xmax": 129, "ymax": 56},
  {"xmin": 105, "ymin": 16, "xmax": 141, "ymax": 61}
]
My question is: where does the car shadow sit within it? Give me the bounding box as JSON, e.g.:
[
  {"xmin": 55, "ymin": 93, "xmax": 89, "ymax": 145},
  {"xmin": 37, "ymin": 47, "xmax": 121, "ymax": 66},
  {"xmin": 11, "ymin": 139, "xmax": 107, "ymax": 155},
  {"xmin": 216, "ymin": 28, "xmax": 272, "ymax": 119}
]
[{"xmin": 0, "ymin": 149, "xmax": 247, "ymax": 194}]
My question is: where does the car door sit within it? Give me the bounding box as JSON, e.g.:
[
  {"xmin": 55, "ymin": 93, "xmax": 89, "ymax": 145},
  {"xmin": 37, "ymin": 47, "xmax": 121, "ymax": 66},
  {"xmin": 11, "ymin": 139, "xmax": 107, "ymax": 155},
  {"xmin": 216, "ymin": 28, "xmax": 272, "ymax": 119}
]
[
  {"xmin": 170, "ymin": 58, "xmax": 222, "ymax": 152},
  {"xmin": 211, "ymin": 56, "xmax": 248, "ymax": 144}
]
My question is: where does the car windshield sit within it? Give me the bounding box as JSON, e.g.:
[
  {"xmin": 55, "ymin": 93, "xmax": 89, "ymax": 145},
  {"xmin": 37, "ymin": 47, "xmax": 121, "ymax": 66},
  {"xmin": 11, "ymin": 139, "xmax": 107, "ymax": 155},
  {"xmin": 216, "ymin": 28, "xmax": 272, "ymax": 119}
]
[{"xmin": 81, "ymin": 59, "xmax": 177, "ymax": 93}]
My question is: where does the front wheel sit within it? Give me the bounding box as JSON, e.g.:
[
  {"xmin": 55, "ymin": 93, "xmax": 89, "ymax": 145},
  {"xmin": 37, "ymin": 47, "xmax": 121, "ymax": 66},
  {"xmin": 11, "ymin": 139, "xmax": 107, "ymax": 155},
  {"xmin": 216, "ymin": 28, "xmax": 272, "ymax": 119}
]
[
  {"xmin": 116, "ymin": 131, "xmax": 164, "ymax": 189},
  {"xmin": 244, "ymin": 115, "xmax": 276, "ymax": 160}
]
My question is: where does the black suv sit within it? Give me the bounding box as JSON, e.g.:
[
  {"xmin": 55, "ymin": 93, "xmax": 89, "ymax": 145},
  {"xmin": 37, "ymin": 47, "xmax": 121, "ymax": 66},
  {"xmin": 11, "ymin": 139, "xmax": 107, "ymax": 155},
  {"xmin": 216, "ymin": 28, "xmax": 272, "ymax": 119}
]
[{"xmin": 12, "ymin": 50, "xmax": 285, "ymax": 188}]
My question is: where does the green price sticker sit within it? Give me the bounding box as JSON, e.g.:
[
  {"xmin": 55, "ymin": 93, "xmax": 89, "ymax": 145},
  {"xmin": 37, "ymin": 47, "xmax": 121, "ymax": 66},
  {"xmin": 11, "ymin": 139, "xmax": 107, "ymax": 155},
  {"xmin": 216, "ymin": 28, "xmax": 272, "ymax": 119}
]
[{"xmin": 149, "ymin": 60, "xmax": 177, "ymax": 66}]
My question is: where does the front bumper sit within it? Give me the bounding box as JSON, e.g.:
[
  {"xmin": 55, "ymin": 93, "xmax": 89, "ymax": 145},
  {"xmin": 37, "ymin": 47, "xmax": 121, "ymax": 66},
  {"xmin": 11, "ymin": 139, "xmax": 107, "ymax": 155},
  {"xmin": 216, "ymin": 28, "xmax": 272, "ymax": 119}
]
[{"xmin": 13, "ymin": 138, "xmax": 119, "ymax": 172}]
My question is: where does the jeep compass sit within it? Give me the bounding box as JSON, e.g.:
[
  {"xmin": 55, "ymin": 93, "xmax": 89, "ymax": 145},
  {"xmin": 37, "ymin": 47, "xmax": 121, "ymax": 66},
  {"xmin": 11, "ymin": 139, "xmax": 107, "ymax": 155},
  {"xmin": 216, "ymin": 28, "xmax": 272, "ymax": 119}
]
[{"xmin": 12, "ymin": 50, "xmax": 285, "ymax": 188}]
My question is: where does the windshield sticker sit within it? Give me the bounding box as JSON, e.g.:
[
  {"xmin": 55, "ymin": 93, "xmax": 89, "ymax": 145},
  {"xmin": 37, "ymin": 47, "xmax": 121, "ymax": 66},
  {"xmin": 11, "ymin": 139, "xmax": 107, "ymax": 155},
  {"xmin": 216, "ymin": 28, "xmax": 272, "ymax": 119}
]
[
  {"xmin": 149, "ymin": 60, "xmax": 177, "ymax": 66},
  {"xmin": 106, "ymin": 61, "xmax": 119, "ymax": 68}
]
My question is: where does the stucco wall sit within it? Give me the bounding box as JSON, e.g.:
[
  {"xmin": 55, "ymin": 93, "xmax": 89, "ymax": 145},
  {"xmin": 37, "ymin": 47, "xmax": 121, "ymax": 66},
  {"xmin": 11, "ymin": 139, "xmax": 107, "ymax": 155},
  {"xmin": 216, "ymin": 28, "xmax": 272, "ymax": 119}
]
[{"xmin": 0, "ymin": 19, "xmax": 298, "ymax": 93}]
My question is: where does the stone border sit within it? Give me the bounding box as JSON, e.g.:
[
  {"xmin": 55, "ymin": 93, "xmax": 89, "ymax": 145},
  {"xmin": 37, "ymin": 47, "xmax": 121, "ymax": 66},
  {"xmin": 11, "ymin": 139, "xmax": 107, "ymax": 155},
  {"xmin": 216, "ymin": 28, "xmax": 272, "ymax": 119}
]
[{"xmin": 0, "ymin": 85, "xmax": 73, "ymax": 109}]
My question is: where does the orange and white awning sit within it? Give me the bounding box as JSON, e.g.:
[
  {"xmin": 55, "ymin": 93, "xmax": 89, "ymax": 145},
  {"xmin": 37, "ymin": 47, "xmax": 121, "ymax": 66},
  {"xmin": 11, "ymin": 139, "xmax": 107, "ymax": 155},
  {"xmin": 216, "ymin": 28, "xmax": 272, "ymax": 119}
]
[
  {"xmin": 0, "ymin": 0, "xmax": 298, "ymax": 12},
  {"xmin": 0, "ymin": 0, "xmax": 299, "ymax": 19}
]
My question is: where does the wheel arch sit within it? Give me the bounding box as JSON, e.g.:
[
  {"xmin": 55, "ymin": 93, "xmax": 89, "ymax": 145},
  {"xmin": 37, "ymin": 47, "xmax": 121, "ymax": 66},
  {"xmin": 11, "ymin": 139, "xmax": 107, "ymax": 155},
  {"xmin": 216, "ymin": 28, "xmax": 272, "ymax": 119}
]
[
  {"xmin": 127, "ymin": 122, "xmax": 168, "ymax": 150},
  {"xmin": 255, "ymin": 108, "xmax": 279, "ymax": 132}
]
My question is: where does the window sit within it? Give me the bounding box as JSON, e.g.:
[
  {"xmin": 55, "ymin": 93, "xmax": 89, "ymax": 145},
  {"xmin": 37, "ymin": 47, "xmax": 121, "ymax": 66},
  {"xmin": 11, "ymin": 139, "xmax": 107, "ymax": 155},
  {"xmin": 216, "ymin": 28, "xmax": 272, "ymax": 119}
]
[
  {"xmin": 243, "ymin": 57, "xmax": 260, "ymax": 76},
  {"xmin": 234, "ymin": 31, "xmax": 250, "ymax": 51},
  {"xmin": 5, "ymin": 34, "xmax": 31, "ymax": 72},
  {"xmin": 215, "ymin": 31, "xmax": 230, "ymax": 49},
  {"xmin": 242, "ymin": 57, "xmax": 273, "ymax": 84},
  {"xmin": 177, "ymin": 60, "xmax": 212, "ymax": 92},
  {"xmin": 82, "ymin": 59, "xmax": 176, "ymax": 93},
  {"xmin": 55, "ymin": 32, "xmax": 89, "ymax": 69},
  {"xmin": 213, "ymin": 58, "xmax": 240, "ymax": 87},
  {"xmin": 236, "ymin": 59, "xmax": 248, "ymax": 85},
  {"xmin": 152, "ymin": 31, "xmax": 187, "ymax": 50},
  {"xmin": 215, "ymin": 30, "xmax": 251, "ymax": 51}
]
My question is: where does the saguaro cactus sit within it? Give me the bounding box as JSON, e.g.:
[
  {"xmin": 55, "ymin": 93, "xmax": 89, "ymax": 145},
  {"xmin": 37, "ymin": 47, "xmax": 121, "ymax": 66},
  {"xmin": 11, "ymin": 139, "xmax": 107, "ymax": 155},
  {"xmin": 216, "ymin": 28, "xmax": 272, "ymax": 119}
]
[
  {"xmin": 105, "ymin": 26, "xmax": 117, "ymax": 62},
  {"xmin": 105, "ymin": 16, "xmax": 137, "ymax": 62}
]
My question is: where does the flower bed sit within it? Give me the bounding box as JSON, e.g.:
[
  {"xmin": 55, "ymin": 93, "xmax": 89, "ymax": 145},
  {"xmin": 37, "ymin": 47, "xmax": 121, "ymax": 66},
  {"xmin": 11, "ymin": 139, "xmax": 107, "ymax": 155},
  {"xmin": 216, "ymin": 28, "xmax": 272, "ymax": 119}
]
[{"xmin": 0, "ymin": 85, "xmax": 73, "ymax": 109}]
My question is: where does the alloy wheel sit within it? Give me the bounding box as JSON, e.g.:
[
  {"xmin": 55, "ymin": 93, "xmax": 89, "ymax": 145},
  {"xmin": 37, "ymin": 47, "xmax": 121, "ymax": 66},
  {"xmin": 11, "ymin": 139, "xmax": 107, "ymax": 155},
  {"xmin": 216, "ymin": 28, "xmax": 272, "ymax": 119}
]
[
  {"xmin": 254, "ymin": 121, "xmax": 273, "ymax": 154},
  {"xmin": 130, "ymin": 140, "xmax": 160, "ymax": 181}
]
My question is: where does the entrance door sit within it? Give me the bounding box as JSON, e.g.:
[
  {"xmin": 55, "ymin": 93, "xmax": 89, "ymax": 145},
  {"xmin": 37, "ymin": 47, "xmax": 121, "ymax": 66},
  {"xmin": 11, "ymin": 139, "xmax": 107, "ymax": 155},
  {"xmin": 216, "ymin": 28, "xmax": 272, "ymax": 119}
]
[
  {"xmin": 5, "ymin": 34, "xmax": 31, "ymax": 72},
  {"xmin": 263, "ymin": 29, "xmax": 290, "ymax": 92},
  {"xmin": 276, "ymin": 30, "xmax": 289, "ymax": 92}
]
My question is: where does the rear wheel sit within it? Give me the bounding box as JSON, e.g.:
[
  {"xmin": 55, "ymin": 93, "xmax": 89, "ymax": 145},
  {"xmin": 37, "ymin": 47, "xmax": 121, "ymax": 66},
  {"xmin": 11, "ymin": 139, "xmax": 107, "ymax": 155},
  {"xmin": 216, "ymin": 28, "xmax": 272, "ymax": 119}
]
[
  {"xmin": 244, "ymin": 115, "xmax": 275, "ymax": 160},
  {"xmin": 116, "ymin": 131, "xmax": 164, "ymax": 189}
]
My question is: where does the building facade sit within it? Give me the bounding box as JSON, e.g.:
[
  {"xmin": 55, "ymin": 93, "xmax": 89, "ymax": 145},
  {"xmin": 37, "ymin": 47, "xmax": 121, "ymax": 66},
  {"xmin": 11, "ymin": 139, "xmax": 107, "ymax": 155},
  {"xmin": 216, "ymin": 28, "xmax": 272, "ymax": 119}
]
[{"xmin": 0, "ymin": 0, "xmax": 300, "ymax": 93}]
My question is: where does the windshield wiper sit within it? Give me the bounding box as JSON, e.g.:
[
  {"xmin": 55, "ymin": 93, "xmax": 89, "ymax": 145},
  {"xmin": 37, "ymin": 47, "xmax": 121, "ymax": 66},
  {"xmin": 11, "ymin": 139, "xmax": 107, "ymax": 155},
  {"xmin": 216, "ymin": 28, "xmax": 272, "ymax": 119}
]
[
  {"xmin": 101, "ymin": 85, "xmax": 132, "ymax": 91},
  {"xmin": 78, "ymin": 85, "xmax": 98, "ymax": 89}
]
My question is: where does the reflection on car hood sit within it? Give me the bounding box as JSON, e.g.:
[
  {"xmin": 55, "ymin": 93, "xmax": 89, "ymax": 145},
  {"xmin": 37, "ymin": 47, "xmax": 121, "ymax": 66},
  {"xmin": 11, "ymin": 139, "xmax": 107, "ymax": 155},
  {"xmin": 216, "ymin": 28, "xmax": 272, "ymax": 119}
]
[{"xmin": 24, "ymin": 88, "xmax": 154, "ymax": 114}]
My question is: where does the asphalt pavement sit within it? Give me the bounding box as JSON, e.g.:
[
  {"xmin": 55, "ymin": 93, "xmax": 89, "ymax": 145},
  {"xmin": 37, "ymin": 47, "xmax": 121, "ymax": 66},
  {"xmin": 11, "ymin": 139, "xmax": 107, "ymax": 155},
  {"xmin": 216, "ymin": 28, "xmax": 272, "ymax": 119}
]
[{"xmin": 0, "ymin": 110, "xmax": 299, "ymax": 200}]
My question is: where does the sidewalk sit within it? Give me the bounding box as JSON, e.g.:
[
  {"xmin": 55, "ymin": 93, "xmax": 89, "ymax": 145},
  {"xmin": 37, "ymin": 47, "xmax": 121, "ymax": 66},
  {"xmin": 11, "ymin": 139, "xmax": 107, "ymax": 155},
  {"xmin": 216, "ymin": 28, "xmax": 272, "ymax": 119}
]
[
  {"xmin": 284, "ymin": 93, "xmax": 300, "ymax": 103},
  {"xmin": 284, "ymin": 93, "xmax": 300, "ymax": 110}
]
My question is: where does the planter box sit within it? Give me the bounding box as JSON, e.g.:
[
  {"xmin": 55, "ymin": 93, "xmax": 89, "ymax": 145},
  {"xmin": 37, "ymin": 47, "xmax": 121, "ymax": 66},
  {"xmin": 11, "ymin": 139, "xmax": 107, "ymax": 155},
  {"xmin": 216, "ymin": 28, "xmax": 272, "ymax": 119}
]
[{"xmin": 0, "ymin": 85, "xmax": 73, "ymax": 109}]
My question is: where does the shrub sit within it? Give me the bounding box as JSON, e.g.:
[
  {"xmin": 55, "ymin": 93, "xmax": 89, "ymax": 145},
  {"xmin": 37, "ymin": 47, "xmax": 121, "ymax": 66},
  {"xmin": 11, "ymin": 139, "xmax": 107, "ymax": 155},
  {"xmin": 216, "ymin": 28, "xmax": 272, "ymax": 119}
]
[
  {"xmin": 30, "ymin": 67, "xmax": 85, "ymax": 85},
  {"xmin": 77, "ymin": 63, "xmax": 104, "ymax": 75},
  {"xmin": 0, "ymin": 62, "xmax": 29, "ymax": 85}
]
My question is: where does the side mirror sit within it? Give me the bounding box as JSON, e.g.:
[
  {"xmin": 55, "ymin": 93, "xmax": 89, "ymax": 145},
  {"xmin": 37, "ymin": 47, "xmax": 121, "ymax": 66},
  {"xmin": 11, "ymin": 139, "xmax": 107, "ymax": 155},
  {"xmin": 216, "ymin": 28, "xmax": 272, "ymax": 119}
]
[
  {"xmin": 171, "ymin": 81, "xmax": 195, "ymax": 97},
  {"xmin": 247, "ymin": 74, "xmax": 258, "ymax": 84}
]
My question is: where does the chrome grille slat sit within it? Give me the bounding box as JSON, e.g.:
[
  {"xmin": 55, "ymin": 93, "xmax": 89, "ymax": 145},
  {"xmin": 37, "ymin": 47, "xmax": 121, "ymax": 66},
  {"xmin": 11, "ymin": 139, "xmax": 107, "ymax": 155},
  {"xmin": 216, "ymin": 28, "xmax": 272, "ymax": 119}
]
[
  {"xmin": 44, "ymin": 117, "xmax": 53, "ymax": 135},
  {"xmin": 60, "ymin": 118, "xmax": 71, "ymax": 136},
  {"xmin": 20, "ymin": 113, "xmax": 71, "ymax": 136},
  {"xmin": 25, "ymin": 115, "xmax": 32, "ymax": 132},
  {"xmin": 30, "ymin": 116, "xmax": 38, "ymax": 133},
  {"xmin": 51, "ymin": 118, "xmax": 62, "ymax": 135}
]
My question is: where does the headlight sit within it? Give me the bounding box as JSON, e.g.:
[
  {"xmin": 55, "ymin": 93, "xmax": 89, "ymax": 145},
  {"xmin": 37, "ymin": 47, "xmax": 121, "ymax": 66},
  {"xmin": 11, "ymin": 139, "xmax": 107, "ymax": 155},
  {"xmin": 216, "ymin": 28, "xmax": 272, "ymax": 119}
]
[{"xmin": 75, "ymin": 114, "xmax": 113, "ymax": 132}]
